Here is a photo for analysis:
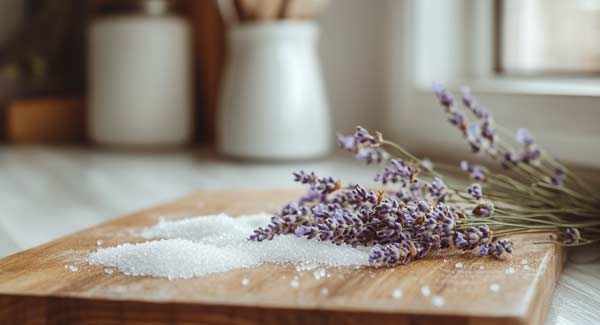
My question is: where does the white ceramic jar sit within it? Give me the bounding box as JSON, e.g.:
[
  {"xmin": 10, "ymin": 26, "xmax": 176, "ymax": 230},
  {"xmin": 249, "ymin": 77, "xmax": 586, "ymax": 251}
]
[
  {"xmin": 217, "ymin": 22, "xmax": 331, "ymax": 160},
  {"xmin": 88, "ymin": 0, "xmax": 192, "ymax": 147}
]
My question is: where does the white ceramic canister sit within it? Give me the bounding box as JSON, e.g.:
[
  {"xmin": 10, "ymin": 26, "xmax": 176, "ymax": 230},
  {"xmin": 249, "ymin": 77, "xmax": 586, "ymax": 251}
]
[
  {"xmin": 217, "ymin": 21, "xmax": 331, "ymax": 160},
  {"xmin": 88, "ymin": 0, "xmax": 192, "ymax": 147}
]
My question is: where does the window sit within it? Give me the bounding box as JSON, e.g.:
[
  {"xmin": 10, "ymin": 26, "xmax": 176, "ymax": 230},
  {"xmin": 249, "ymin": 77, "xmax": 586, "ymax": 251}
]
[
  {"xmin": 498, "ymin": 0, "xmax": 600, "ymax": 76},
  {"xmin": 384, "ymin": 0, "xmax": 600, "ymax": 168}
]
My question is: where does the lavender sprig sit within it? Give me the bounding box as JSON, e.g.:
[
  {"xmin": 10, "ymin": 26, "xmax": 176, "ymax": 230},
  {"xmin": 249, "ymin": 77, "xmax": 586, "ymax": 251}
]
[{"xmin": 249, "ymin": 85, "xmax": 600, "ymax": 269}]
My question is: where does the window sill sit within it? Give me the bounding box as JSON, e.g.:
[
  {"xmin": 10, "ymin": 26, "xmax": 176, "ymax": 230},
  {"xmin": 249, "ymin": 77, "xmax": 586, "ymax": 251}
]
[{"xmin": 416, "ymin": 77, "xmax": 600, "ymax": 97}]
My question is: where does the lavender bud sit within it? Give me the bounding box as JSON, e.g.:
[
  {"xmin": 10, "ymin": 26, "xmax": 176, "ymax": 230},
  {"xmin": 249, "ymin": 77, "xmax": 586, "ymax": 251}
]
[
  {"xmin": 337, "ymin": 134, "xmax": 357, "ymax": 151},
  {"xmin": 293, "ymin": 170, "xmax": 316, "ymax": 184},
  {"xmin": 432, "ymin": 82, "xmax": 455, "ymax": 109},
  {"xmin": 516, "ymin": 128, "xmax": 535, "ymax": 146},
  {"xmin": 472, "ymin": 200, "xmax": 494, "ymax": 217},
  {"xmin": 428, "ymin": 177, "xmax": 448, "ymax": 202},
  {"xmin": 355, "ymin": 147, "xmax": 385, "ymax": 164},
  {"xmin": 467, "ymin": 183, "xmax": 483, "ymax": 200},
  {"xmin": 564, "ymin": 227, "xmax": 581, "ymax": 245}
]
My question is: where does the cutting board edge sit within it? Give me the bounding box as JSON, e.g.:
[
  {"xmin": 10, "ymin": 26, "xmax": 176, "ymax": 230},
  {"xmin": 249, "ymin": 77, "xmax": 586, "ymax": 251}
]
[{"xmin": 0, "ymin": 293, "xmax": 533, "ymax": 325}]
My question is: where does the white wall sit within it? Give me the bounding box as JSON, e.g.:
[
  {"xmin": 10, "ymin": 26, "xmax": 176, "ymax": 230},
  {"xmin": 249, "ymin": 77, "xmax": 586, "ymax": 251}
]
[{"xmin": 318, "ymin": 0, "xmax": 391, "ymax": 135}]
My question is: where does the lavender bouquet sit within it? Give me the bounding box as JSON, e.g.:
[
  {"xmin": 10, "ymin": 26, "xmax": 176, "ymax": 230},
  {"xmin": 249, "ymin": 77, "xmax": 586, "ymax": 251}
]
[{"xmin": 249, "ymin": 84, "xmax": 600, "ymax": 267}]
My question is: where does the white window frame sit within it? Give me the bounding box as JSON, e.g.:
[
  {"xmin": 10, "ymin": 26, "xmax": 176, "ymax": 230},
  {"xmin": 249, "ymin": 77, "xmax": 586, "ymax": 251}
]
[{"xmin": 384, "ymin": 0, "xmax": 600, "ymax": 168}]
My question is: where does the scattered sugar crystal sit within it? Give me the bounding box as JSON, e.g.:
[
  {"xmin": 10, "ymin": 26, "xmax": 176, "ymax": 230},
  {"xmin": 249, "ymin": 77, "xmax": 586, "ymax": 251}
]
[
  {"xmin": 479, "ymin": 265, "xmax": 484, "ymax": 270},
  {"xmin": 490, "ymin": 283, "xmax": 501, "ymax": 292},
  {"xmin": 64, "ymin": 264, "xmax": 68, "ymax": 269},
  {"xmin": 505, "ymin": 267, "xmax": 516, "ymax": 275},
  {"xmin": 290, "ymin": 278, "xmax": 300, "ymax": 288},
  {"xmin": 521, "ymin": 259, "xmax": 528, "ymax": 265},
  {"xmin": 432, "ymin": 295, "xmax": 445, "ymax": 307},
  {"xmin": 443, "ymin": 259, "xmax": 448, "ymax": 264},
  {"xmin": 241, "ymin": 277, "xmax": 249, "ymax": 286},
  {"xmin": 321, "ymin": 288, "xmax": 329, "ymax": 296},
  {"xmin": 523, "ymin": 265, "xmax": 530, "ymax": 271},
  {"xmin": 87, "ymin": 214, "xmax": 370, "ymax": 279},
  {"xmin": 68, "ymin": 265, "xmax": 78, "ymax": 272},
  {"xmin": 313, "ymin": 268, "xmax": 327, "ymax": 280},
  {"xmin": 96, "ymin": 240, "xmax": 104, "ymax": 246},
  {"xmin": 455, "ymin": 262, "xmax": 463, "ymax": 269},
  {"xmin": 392, "ymin": 289, "xmax": 403, "ymax": 299},
  {"xmin": 104, "ymin": 268, "xmax": 114, "ymax": 274},
  {"xmin": 296, "ymin": 262, "xmax": 319, "ymax": 272},
  {"xmin": 421, "ymin": 285, "xmax": 431, "ymax": 297}
]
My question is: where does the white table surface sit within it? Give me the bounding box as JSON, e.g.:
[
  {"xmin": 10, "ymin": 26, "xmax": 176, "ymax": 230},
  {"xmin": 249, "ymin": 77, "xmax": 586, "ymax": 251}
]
[{"xmin": 0, "ymin": 146, "xmax": 598, "ymax": 324}]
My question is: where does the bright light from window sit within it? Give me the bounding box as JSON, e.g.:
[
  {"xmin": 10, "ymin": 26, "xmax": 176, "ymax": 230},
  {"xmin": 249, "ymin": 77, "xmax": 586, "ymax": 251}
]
[{"xmin": 500, "ymin": 0, "xmax": 600, "ymax": 76}]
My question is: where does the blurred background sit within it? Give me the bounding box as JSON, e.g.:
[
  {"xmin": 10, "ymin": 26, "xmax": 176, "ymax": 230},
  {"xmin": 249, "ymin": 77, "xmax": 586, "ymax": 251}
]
[{"xmin": 0, "ymin": 0, "xmax": 599, "ymax": 255}]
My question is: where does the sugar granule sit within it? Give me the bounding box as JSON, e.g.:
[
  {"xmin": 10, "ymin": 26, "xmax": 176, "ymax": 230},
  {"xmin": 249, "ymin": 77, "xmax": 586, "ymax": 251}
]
[
  {"xmin": 241, "ymin": 277, "xmax": 249, "ymax": 286},
  {"xmin": 505, "ymin": 267, "xmax": 516, "ymax": 275},
  {"xmin": 490, "ymin": 283, "xmax": 501, "ymax": 292},
  {"xmin": 421, "ymin": 285, "xmax": 431, "ymax": 297},
  {"xmin": 321, "ymin": 287, "xmax": 329, "ymax": 296},
  {"xmin": 455, "ymin": 262, "xmax": 463, "ymax": 269},
  {"xmin": 88, "ymin": 214, "xmax": 370, "ymax": 279},
  {"xmin": 290, "ymin": 278, "xmax": 300, "ymax": 288},
  {"xmin": 392, "ymin": 289, "xmax": 403, "ymax": 299},
  {"xmin": 432, "ymin": 295, "xmax": 445, "ymax": 307}
]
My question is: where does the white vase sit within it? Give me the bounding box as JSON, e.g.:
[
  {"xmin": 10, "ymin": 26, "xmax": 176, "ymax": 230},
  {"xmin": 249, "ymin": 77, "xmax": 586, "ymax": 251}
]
[
  {"xmin": 217, "ymin": 21, "xmax": 332, "ymax": 160},
  {"xmin": 88, "ymin": 3, "xmax": 192, "ymax": 148}
]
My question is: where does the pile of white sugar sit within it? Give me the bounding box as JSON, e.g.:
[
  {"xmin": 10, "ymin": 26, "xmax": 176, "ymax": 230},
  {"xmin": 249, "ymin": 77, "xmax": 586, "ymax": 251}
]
[{"xmin": 88, "ymin": 213, "xmax": 370, "ymax": 279}]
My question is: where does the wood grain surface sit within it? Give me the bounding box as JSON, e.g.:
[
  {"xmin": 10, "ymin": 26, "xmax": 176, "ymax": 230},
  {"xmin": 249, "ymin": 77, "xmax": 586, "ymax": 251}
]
[{"xmin": 0, "ymin": 190, "xmax": 564, "ymax": 325}]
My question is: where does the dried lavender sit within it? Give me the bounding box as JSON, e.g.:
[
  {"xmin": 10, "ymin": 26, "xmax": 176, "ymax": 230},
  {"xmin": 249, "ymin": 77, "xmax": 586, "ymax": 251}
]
[{"xmin": 249, "ymin": 85, "xmax": 600, "ymax": 268}]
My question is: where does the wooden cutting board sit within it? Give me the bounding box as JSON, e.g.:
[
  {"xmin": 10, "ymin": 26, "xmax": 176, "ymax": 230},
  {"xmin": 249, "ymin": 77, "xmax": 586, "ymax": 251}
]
[{"xmin": 0, "ymin": 190, "xmax": 564, "ymax": 325}]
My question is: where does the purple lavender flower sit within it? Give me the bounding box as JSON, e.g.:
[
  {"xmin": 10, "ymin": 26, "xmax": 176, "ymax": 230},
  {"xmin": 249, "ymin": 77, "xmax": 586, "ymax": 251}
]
[
  {"xmin": 478, "ymin": 245, "xmax": 489, "ymax": 256},
  {"xmin": 461, "ymin": 86, "xmax": 490, "ymax": 120},
  {"xmin": 448, "ymin": 110, "xmax": 467, "ymax": 130},
  {"xmin": 312, "ymin": 176, "xmax": 340, "ymax": 194},
  {"xmin": 369, "ymin": 242, "xmax": 414, "ymax": 266},
  {"xmin": 464, "ymin": 123, "xmax": 486, "ymax": 153},
  {"xmin": 547, "ymin": 168, "xmax": 566, "ymax": 186},
  {"xmin": 294, "ymin": 225, "xmax": 317, "ymax": 239},
  {"xmin": 501, "ymin": 151, "xmax": 518, "ymax": 169},
  {"xmin": 461, "ymin": 86, "xmax": 475, "ymax": 107},
  {"xmin": 461, "ymin": 161, "xmax": 487, "ymax": 181},
  {"xmin": 484, "ymin": 239, "xmax": 512, "ymax": 258},
  {"xmin": 472, "ymin": 200, "xmax": 494, "ymax": 217},
  {"xmin": 498, "ymin": 239, "xmax": 513, "ymax": 253},
  {"xmin": 454, "ymin": 232, "xmax": 468, "ymax": 249},
  {"xmin": 516, "ymin": 128, "xmax": 535, "ymax": 146},
  {"xmin": 354, "ymin": 126, "xmax": 381, "ymax": 145},
  {"xmin": 564, "ymin": 227, "xmax": 581, "ymax": 245},
  {"xmin": 337, "ymin": 127, "xmax": 387, "ymax": 164},
  {"xmin": 428, "ymin": 177, "xmax": 447, "ymax": 202},
  {"xmin": 481, "ymin": 120, "xmax": 496, "ymax": 143},
  {"xmin": 375, "ymin": 159, "xmax": 414, "ymax": 185},
  {"xmin": 337, "ymin": 134, "xmax": 356, "ymax": 151},
  {"xmin": 467, "ymin": 183, "xmax": 483, "ymax": 200},
  {"xmin": 520, "ymin": 146, "xmax": 541, "ymax": 163},
  {"xmin": 298, "ymin": 189, "xmax": 324, "ymax": 206},
  {"xmin": 355, "ymin": 147, "xmax": 385, "ymax": 164},
  {"xmin": 293, "ymin": 171, "xmax": 316, "ymax": 184},
  {"xmin": 432, "ymin": 82, "xmax": 455, "ymax": 109}
]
